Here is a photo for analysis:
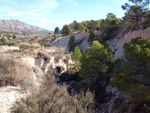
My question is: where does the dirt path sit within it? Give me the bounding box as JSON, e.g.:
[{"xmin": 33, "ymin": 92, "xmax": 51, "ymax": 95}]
[{"xmin": 0, "ymin": 86, "xmax": 27, "ymax": 113}]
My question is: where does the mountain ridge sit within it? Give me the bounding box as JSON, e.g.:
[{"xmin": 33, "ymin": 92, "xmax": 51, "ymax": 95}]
[{"xmin": 0, "ymin": 19, "xmax": 51, "ymax": 34}]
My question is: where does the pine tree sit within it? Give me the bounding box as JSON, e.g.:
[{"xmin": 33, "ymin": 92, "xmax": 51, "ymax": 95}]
[
  {"xmin": 75, "ymin": 23, "xmax": 85, "ymax": 32},
  {"xmin": 122, "ymin": 0, "xmax": 149, "ymax": 27},
  {"xmin": 54, "ymin": 27, "xmax": 60, "ymax": 34},
  {"xmin": 111, "ymin": 37, "xmax": 150, "ymax": 107},
  {"xmin": 79, "ymin": 41, "xmax": 113, "ymax": 80},
  {"xmin": 87, "ymin": 31, "xmax": 95, "ymax": 43},
  {"xmin": 72, "ymin": 46, "xmax": 82, "ymax": 71},
  {"xmin": 68, "ymin": 34, "xmax": 77, "ymax": 52},
  {"xmin": 62, "ymin": 25, "xmax": 72, "ymax": 35}
]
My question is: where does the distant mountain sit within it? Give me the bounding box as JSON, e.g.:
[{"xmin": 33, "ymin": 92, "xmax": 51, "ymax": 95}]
[{"xmin": 0, "ymin": 19, "xmax": 51, "ymax": 34}]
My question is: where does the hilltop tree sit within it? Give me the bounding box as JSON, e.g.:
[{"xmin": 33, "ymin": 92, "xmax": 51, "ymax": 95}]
[
  {"xmin": 100, "ymin": 13, "xmax": 120, "ymax": 40},
  {"xmin": 79, "ymin": 41, "xmax": 113, "ymax": 80},
  {"xmin": 75, "ymin": 23, "xmax": 85, "ymax": 32},
  {"xmin": 68, "ymin": 34, "xmax": 77, "ymax": 52},
  {"xmin": 111, "ymin": 37, "xmax": 150, "ymax": 107},
  {"xmin": 54, "ymin": 27, "xmax": 60, "ymax": 34},
  {"xmin": 122, "ymin": 0, "xmax": 149, "ymax": 27},
  {"xmin": 62, "ymin": 25, "xmax": 72, "ymax": 35},
  {"xmin": 82, "ymin": 20, "xmax": 100, "ymax": 31},
  {"xmin": 107, "ymin": 13, "xmax": 117, "ymax": 18}
]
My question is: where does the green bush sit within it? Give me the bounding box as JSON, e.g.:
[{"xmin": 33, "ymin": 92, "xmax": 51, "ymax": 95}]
[
  {"xmin": 19, "ymin": 44, "xmax": 30, "ymax": 51},
  {"xmin": 6, "ymin": 42, "xmax": 16, "ymax": 46},
  {"xmin": 38, "ymin": 40, "xmax": 42, "ymax": 45},
  {"xmin": 1, "ymin": 37, "xmax": 7, "ymax": 44},
  {"xmin": 44, "ymin": 43, "xmax": 52, "ymax": 47}
]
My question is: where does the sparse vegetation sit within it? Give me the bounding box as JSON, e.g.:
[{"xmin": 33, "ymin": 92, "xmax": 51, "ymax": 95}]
[
  {"xmin": 12, "ymin": 85, "xmax": 94, "ymax": 113},
  {"xmin": 12, "ymin": 72, "xmax": 94, "ymax": 113}
]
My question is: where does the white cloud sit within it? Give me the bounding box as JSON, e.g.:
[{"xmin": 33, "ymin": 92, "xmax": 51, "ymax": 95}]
[{"xmin": 0, "ymin": 0, "xmax": 59, "ymax": 16}]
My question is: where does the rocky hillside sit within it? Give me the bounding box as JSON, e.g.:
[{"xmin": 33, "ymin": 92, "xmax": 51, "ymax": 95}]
[
  {"xmin": 0, "ymin": 20, "xmax": 50, "ymax": 34},
  {"xmin": 107, "ymin": 27, "xmax": 150, "ymax": 60},
  {"xmin": 53, "ymin": 31, "xmax": 101, "ymax": 52}
]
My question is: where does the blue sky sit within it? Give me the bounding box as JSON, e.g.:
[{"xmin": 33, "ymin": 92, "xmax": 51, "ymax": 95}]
[{"xmin": 0, "ymin": 0, "xmax": 127, "ymax": 31}]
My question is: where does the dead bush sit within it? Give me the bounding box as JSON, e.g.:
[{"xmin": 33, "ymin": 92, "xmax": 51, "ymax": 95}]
[{"xmin": 0, "ymin": 56, "xmax": 35, "ymax": 89}]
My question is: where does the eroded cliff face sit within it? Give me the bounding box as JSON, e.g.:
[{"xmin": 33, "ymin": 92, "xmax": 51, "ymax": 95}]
[
  {"xmin": 0, "ymin": 47, "xmax": 72, "ymax": 113},
  {"xmin": 107, "ymin": 28, "xmax": 150, "ymax": 60}
]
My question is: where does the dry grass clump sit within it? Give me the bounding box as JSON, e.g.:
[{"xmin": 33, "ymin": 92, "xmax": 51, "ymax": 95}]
[
  {"xmin": 12, "ymin": 74, "xmax": 94, "ymax": 113},
  {"xmin": 0, "ymin": 56, "xmax": 34, "ymax": 89},
  {"xmin": 31, "ymin": 43, "xmax": 41, "ymax": 48}
]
